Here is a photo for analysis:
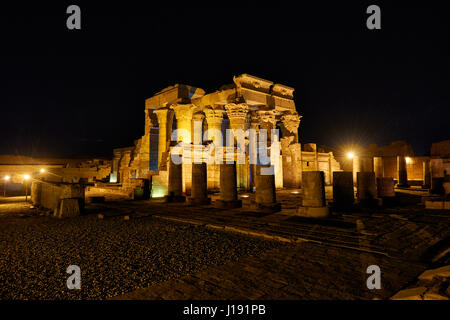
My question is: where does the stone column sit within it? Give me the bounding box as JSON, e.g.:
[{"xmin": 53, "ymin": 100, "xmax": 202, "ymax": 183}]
[
  {"xmin": 31, "ymin": 181, "xmax": 42, "ymax": 206},
  {"xmin": 226, "ymin": 103, "xmax": 250, "ymax": 190},
  {"xmin": 254, "ymin": 164, "xmax": 281, "ymax": 212},
  {"xmin": 357, "ymin": 172, "xmax": 378, "ymax": 206},
  {"xmin": 154, "ymin": 108, "xmax": 170, "ymax": 168},
  {"xmin": 297, "ymin": 171, "xmax": 329, "ymax": 218},
  {"xmin": 377, "ymin": 177, "xmax": 395, "ymax": 197},
  {"xmin": 352, "ymin": 156, "xmax": 361, "ymax": 185},
  {"xmin": 164, "ymin": 150, "xmax": 185, "ymax": 202},
  {"xmin": 171, "ymin": 104, "xmax": 194, "ymax": 144},
  {"xmin": 374, "ymin": 157, "xmax": 384, "ymax": 179},
  {"xmin": 332, "ymin": 171, "xmax": 354, "ymax": 209},
  {"xmin": 191, "ymin": 113, "xmax": 205, "ymax": 146},
  {"xmin": 249, "ymin": 112, "xmax": 259, "ymax": 190},
  {"xmin": 280, "ymin": 112, "xmax": 302, "ymax": 188},
  {"xmin": 255, "ymin": 110, "xmax": 281, "ymax": 212},
  {"xmin": 328, "ymin": 152, "xmax": 333, "ymax": 185},
  {"xmin": 281, "ymin": 112, "xmax": 301, "ymax": 143},
  {"xmin": 423, "ymin": 160, "xmax": 431, "ymax": 189},
  {"xmin": 430, "ymin": 158, "xmax": 445, "ymax": 194},
  {"xmin": 225, "ymin": 103, "xmax": 249, "ymax": 133},
  {"xmin": 204, "ymin": 107, "xmax": 224, "ymax": 143},
  {"xmin": 360, "ymin": 157, "xmax": 374, "ymax": 173},
  {"xmin": 139, "ymin": 109, "xmax": 153, "ymax": 173},
  {"xmin": 110, "ymin": 151, "xmax": 121, "ymax": 183},
  {"xmin": 189, "ymin": 163, "xmax": 211, "ymax": 205},
  {"xmin": 377, "ymin": 177, "xmax": 396, "ymax": 206},
  {"xmin": 217, "ymin": 162, "xmax": 242, "ymax": 208},
  {"xmin": 397, "ymin": 156, "xmax": 408, "ymax": 187},
  {"xmin": 257, "ymin": 110, "xmax": 281, "ymax": 188},
  {"xmin": 257, "ymin": 110, "xmax": 278, "ymax": 143}
]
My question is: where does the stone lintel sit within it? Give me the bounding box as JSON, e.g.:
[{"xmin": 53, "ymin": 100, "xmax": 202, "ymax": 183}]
[{"xmin": 145, "ymin": 84, "xmax": 205, "ymax": 109}]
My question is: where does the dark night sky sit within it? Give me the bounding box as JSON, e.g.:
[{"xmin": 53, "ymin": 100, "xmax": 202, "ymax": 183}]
[{"xmin": 0, "ymin": 2, "xmax": 449, "ymax": 158}]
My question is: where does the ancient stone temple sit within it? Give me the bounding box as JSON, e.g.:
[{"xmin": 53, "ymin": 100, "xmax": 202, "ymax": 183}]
[{"xmin": 110, "ymin": 74, "xmax": 341, "ymax": 197}]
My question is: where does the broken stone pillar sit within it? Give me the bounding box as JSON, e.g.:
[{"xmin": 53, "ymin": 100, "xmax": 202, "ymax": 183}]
[
  {"xmin": 352, "ymin": 156, "xmax": 361, "ymax": 185},
  {"xmin": 189, "ymin": 163, "xmax": 210, "ymax": 205},
  {"xmin": 430, "ymin": 158, "xmax": 445, "ymax": 195},
  {"xmin": 217, "ymin": 162, "xmax": 242, "ymax": 208},
  {"xmin": 423, "ymin": 160, "xmax": 431, "ymax": 189},
  {"xmin": 165, "ymin": 154, "xmax": 185, "ymax": 202},
  {"xmin": 377, "ymin": 177, "xmax": 396, "ymax": 206},
  {"xmin": 377, "ymin": 177, "xmax": 395, "ymax": 197},
  {"xmin": 254, "ymin": 164, "xmax": 281, "ymax": 212},
  {"xmin": 357, "ymin": 172, "xmax": 378, "ymax": 206},
  {"xmin": 56, "ymin": 198, "xmax": 80, "ymax": 218},
  {"xmin": 297, "ymin": 171, "xmax": 329, "ymax": 218},
  {"xmin": 31, "ymin": 181, "xmax": 42, "ymax": 206},
  {"xmin": 332, "ymin": 171, "xmax": 354, "ymax": 209},
  {"xmin": 360, "ymin": 157, "xmax": 374, "ymax": 173},
  {"xmin": 374, "ymin": 157, "xmax": 384, "ymax": 179},
  {"xmin": 397, "ymin": 156, "xmax": 408, "ymax": 187}
]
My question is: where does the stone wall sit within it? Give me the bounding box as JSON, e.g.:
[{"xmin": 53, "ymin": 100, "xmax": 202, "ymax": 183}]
[
  {"xmin": 431, "ymin": 140, "xmax": 450, "ymax": 157},
  {"xmin": 31, "ymin": 180, "xmax": 85, "ymax": 217}
]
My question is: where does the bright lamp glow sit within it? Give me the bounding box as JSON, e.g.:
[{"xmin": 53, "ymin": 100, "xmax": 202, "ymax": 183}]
[
  {"xmin": 347, "ymin": 152, "xmax": 355, "ymax": 159},
  {"xmin": 40, "ymin": 168, "xmax": 45, "ymax": 173},
  {"xmin": 405, "ymin": 157, "xmax": 412, "ymax": 164},
  {"xmin": 4, "ymin": 175, "xmax": 10, "ymax": 181},
  {"xmin": 23, "ymin": 174, "xmax": 30, "ymax": 180}
]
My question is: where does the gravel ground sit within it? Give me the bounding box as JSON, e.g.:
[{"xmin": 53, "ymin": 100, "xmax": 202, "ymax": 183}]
[{"xmin": 0, "ymin": 207, "xmax": 283, "ymax": 299}]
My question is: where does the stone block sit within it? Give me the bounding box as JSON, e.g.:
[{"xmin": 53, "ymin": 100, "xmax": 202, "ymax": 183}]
[
  {"xmin": 357, "ymin": 172, "xmax": 377, "ymax": 200},
  {"xmin": 215, "ymin": 199, "xmax": 242, "ymax": 209},
  {"xmin": 332, "ymin": 171, "xmax": 354, "ymax": 208},
  {"xmin": 87, "ymin": 196, "xmax": 105, "ymax": 203},
  {"xmin": 418, "ymin": 265, "xmax": 450, "ymax": 281},
  {"xmin": 390, "ymin": 287, "xmax": 427, "ymax": 300},
  {"xmin": 377, "ymin": 177, "xmax": 395, "ymax": 197},
  {"xmin": 55, "ymin": 198, "xmax": 80, "ymax": 218},
  {"xmin": 296, "ymin": 206, "xmax": 329, "ymax": 218},
  {"xmin": 302, "ymin": 171, "xmax": 326, "ymax": 207},
  {"xmin": 425, "ymin": 200, "xmax": 450, "ymax": 210}
]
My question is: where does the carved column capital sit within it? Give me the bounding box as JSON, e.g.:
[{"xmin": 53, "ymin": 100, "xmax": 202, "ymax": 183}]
[
  {"xmin": 257, "ymin": 110, "xmax": 278, "ymax": 128},
  {"xmin": 170, "ymin": 104, "xmax": 194, "ymax": 121},
  {"xmin": 225, "ymin": 103, "xmax": 250, "ymax": 130},
  {"xmin": 204, "ymin": 107, "xmax": 225, "ymax": 127},
  {"xmin": 281, "ymin": 112, "xmax": 301, "ymax": 133}
]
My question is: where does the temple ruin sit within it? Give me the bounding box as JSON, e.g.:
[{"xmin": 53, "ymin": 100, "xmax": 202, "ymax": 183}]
[{"xmin": 110, "ymin": 74, "xmax": 342, "ymax": 197}]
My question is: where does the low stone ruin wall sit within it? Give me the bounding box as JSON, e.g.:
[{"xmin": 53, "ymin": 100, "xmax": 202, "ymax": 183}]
[{"xmin": 31, "ymin": 180, "xmax": 85, "ymax": 218}]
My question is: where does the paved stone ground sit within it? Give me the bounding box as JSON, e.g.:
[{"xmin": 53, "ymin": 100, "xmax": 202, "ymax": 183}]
[
  {"xmin": 1, "ymin": 190, "xmax": 449, "ymax": 300},
  {"xmin": 116, "ymin": 242, "xmax": 426, "ymax": 300},
  {"xmin": 0, "ymin": 198, "xmax": 282, "ymax": 299},
  {"xmin": 113, "ymin": 190, "xmax": 450, "ymax": 300}
]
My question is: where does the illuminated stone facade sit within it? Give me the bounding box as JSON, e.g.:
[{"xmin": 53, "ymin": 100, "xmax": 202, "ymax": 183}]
[{"xmin": 111, "ymin": 74, "xmax": 341, "ymax": 197}]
